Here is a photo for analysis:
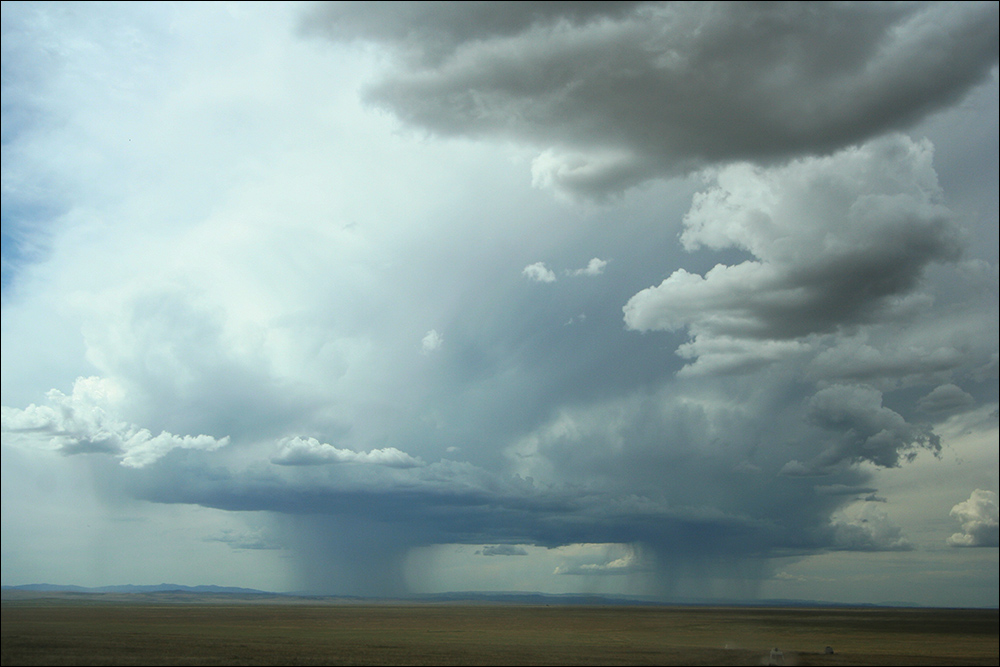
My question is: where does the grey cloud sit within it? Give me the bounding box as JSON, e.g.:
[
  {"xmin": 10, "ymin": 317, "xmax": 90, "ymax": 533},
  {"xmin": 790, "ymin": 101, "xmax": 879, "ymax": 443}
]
[
  {"xmin": 947, "ymin": 489, "xmax": 999, "ymax": 547},
  {"xmin": 300, "ymin": 2, "xmax": 645, "ymax": 65},
  {"xmin": 207, "ymin": 528, "xmax": 285, "ymax": 551},
  {"xmin": 624, "ymin": 135, "xmax": 961, "ymax": 374},
  {"xmin": 809, "ymin": 341, "xmax": 967, "ymax": 388},
  {"xmin": 804, "ymin": 384, "xmax": 940, "ymax": 470},
  {"xmin": 303, "ymin": 2, "xmax": 998, "ymax": 197},
  {"xmin": 827, "ymin": 505, "xmax": 912, "ymax": 552},
  {"xmin": 79, "ymin": 285, "xmax": 314, "ymax": 444},
  {"xmin": 814, "ymin": 484, "xmax": 879, "ymax": 497},
  {"xmin": 478, "ymin": 545, "xmax": 529, "ymax": 556},
  {"xmin": 499, "ymin": 380, "xmax": 889, "ymax": 552},
  {"xmin": 5, "ymin": 354, "xmax": 925, "ymax": 596},
  {"xmin": 975, "ymin": 352, "xmax": 1000, "ymax": 384},
  {"xmin": 118, "ymin": 420, "xmax": 859, "ymax": 596},
  {"xmin": 918, "ymin": 383, "xmax": 976, "ymax": 414}
]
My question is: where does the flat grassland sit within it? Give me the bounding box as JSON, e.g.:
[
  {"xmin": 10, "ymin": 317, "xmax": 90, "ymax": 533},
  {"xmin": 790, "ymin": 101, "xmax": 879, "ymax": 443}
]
[{"xmin": 2, "ymin": 594, "xmax": 997, "ymax": 666}]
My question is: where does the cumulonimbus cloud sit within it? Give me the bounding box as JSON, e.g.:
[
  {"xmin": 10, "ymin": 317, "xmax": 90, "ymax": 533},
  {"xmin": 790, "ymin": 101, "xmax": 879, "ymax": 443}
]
[{"xmin": 1, "ymin": 1, "xmax": 993, "ymax": 603}]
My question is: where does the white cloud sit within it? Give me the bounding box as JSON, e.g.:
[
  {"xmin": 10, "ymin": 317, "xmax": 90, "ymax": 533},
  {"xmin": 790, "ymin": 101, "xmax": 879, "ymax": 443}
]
[
  {"xmin": 554, "ymin": 544, "xmax": 643, "ymax": 575},
  {"xmin": 0, "ymin": 376, "xmax": 229, "ymax": 467},
  {"xmin": 522, "ymin": 261, "xmax": 556, "ymax": 283},
  {"xmin": 421, "ymin": 329, "xmax": 443, "ymax": 354},
  {"xmin": 271, "ymin": 436, "xmax": 424, "ymax": 469},
  {"xmin": 947, "ymin": 489, "xmax": 999, "ymax": 547},
  {"xmin": 569, "ymin": 258, "xmax": 607, "ymax": 277}
]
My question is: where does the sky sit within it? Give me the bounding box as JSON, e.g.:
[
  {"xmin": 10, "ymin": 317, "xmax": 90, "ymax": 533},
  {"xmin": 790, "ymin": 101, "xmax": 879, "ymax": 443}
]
[{"xmin": 1, "ymin": 1, "xmax": 998, "ymax": 608}]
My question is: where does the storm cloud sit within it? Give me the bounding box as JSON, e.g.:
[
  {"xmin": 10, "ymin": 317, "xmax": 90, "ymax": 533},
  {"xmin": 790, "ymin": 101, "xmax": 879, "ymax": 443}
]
[{"xmin": 2, "ymin": 2, "xmax": 996, "ymax": 606}]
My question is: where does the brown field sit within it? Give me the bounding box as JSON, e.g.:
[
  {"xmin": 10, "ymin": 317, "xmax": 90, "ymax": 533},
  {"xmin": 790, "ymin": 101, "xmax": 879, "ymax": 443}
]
[{"xmin": 2, "ymin": 594, "xmax": 997, "ymax": 666}]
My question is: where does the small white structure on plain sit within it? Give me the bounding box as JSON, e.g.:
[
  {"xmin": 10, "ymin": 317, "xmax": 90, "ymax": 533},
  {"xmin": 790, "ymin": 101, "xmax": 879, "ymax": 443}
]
[
  {"xmin": 769, "ymin": 647, "xmax": 784, "ymax": 665},
  {"xmin": 825, "ymin": 645, "xmax": 835, "ymax": 654}
]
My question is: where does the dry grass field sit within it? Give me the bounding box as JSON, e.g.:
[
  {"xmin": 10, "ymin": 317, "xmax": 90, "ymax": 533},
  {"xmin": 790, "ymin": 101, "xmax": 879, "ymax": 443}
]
[{"xmin": 2, "ymin": 594, "xmax": 997, "ymax": 666}]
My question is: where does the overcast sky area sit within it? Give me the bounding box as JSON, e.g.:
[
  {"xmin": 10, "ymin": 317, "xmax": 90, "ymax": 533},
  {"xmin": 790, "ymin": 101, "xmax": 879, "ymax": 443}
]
[{"xmin": 2, "ymin": 1, "xmax": 998, "ymax": 607}]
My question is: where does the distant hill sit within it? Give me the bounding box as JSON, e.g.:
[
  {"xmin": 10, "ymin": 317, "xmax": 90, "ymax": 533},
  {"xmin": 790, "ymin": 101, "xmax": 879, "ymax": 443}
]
[
  {"xmin": 1, "ymin": 584, "xmax": 927, "ymax": 608},
  {"xmin": 2, "ymin": 583, "xmax": 271, "ymax": 595}
]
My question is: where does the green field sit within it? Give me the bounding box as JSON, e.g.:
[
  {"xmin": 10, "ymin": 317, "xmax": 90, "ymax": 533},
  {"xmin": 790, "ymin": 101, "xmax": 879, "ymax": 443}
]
[{"xmin": 2, "ymin": 594, "xmax": 997, "ymax": 666}]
